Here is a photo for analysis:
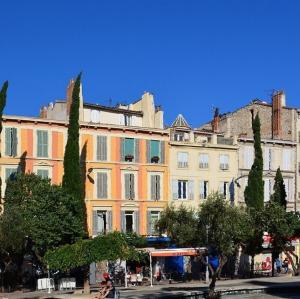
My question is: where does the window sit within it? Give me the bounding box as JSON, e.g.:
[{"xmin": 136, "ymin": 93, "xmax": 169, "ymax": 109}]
[
  {"xmin": 97, "ymin": 172, "xmax": 108, "ymax": 199},
  {"xmin": 121, "ymin": 138, "xmax": 139, "ymax": 162},
  {"xmin": 263, "ymin": 148, "xmax": 272, "ymax": 170},
  {"xmin": 177, "ymin": 152, "xmax": 188, "ymax": 168},
  {"xmin": 172, "ymin": 179, "xmax": 194, "ymax": 200},
  {"xmin": 124, "ymin": 173, "xmax": 135, "ymax": 200},
  {"xmin": 243, "ymin": 146, "xmax": 254, "ymax": 169},
  {"xmin": 5, "ymin": 168, "xmax": 18, "ymax": 181},
  {"xmin": 150, "ymin": 175, "xmax": 160, "ymax": 201},
  {"xmin": 147, "ymin": 211, "xmax": 160, "ymax": 235},
  {"xmin": 264, "ymin": 179, "xmax": 271, "ymax": 202},
  {"xmin": 284, "ymin": 178, "xmax": 292, "ymax": 202},
  {"xmin": 92, "ymin": 210, "xmax": 112, "ymax": 235},
  {"xmin": 124, "ymin": 115, "xmax": 132, "ymax": 126},
  {"xmin": 5, "ymin": 128, "xmax": 18, "ymax": 157},
  {"xmin": 121, "ymin": 211, "xmax": 139, "ymax": 234},
  {"xmin": 96, "ymin": 136, "xmax": 107, "ymax": 161},
  {"xmin": 219, "ymin": 154, "xmax": 229, "ymax": 170},
  {"xmin": 282, "ymin": 149, "xmax": 292, "ymax": 171},
  {"xmin": 147, "ymin": 140, "xmax": 165, "ymax": 164},
  {"xmin": 37, "ymin": 130, "xmax": 48, "ymax": 158},
  {"xmin": 173, "ymin": 132, "xmax": 184, "ymax": 141},
  {"xmin": 37, "ymin": 169, "xmax": 49, "ymax": 179},
  {"xmin": 199, "ymin": 154, "xmax": 209, "ymax": 169},
  {"xmin": 200, "ymin": 181, "xmax": 209, "ymax": 199},
  {"xmin": 219, "ymin": 181, "xmax": 229, "ymax": 198}
]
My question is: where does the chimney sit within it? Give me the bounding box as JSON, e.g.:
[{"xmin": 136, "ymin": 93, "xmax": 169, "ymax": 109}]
[
  {"xmin": 39, "ymin": 106, "xmax": 47, "ymax": 119},
  {"xmin": 66, "ymin": 79, "xmax": 75, "ymax": 116},
  {"xmin": 212, "ymin": 108, "xmax": 219, "ymax": 132},
  {"xmin": 272, "ymin": 90, "xmax": 284, "ymax": 139}
]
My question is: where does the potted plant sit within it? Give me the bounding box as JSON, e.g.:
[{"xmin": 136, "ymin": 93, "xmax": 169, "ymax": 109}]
[
  {"xmin": 125, "ymin": 154, "xmax": 134, "ymax": 162},
  {"xmin": 151, "ymin": 156, "xmax": 160, "ymax": 163}
]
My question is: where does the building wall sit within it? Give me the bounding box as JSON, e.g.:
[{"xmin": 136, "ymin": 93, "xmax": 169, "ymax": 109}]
[
  {"xmin": 0, "ymin": 116, "xmax": 169, "ymax": 237},
  {"xmin": 169, "ymin": 136, "xmax": 238, "ymax": 209}
]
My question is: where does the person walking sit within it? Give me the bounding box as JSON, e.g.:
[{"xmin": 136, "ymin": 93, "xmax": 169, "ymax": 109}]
[
  {"xmin": 94, "ymin": 273, "xmax": 116, "ymax": 299},
  {"xmin": 275, "ymin": 258, "xmax": 282, "ymax": 274}
]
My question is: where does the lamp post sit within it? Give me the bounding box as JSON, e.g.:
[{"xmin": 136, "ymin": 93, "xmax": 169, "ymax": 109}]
[{"xmin": 205, "ymin": 225, "xmax": 209, "ymax": 284}]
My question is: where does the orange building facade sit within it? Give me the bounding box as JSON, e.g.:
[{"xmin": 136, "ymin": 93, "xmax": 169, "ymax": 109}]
[{"xmin": 1, "ymin": 86, "xmax": 169, "ymax": 237}]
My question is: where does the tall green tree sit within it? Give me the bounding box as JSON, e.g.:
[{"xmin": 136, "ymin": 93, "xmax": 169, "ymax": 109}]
[
  {"xmin": 0, "ymin": 173, "xmax": 85, "ymax": 257},
  {"xmin": 244, "ymin": 113, "xmax": 264, "ymax": 210},
  {"xmin": 62, "ymin": 73, "xmax": 86, "ymax": 229},
  {"xmin": 0, "ymin": 81, "xmax": 8, "ymax": 212},
  {"xmin": 270, "ymin": 167, "xmax": 287, "ymax": 209}
]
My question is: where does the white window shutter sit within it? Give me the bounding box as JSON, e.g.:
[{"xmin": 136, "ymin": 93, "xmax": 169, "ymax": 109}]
[
  {"xmin": 264, "ymin": 179, "xmax": 270, "ymax": 202},
  {"xmin": 188, "ymin": 180, "xmax": 194, "ymax": 200},
  {"xmin": 200, "ymin": 181, "xmax": 204, "ymax": 199},
  {"xmin": 172, "ymin": 180, "xmax": 178, "ymax": 200}
]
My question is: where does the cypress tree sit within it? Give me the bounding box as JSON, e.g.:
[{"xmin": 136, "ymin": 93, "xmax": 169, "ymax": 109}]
[
  {"xmin": 270, "ymin": 167, "xmax": 287, "ymax": 209},
  {"xmin": 244, "ymin": 113, "xmax": 264, "ymax": 210},
  {"xmin": 0, "ymin": 81, "xmax": 8, "ymax": 209},
  {"xmin": 62, "ymin": 73, "xmax": 85, "ymax": 227}
]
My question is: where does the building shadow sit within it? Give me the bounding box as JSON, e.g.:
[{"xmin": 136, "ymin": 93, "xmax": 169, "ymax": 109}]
[
  {"xmin": 17, "ymin": 151, "xmax": 27, "ymax": 173},
  {"xmin": 80, "ymin": 142, "xmax": 88, "ymax": 235}
]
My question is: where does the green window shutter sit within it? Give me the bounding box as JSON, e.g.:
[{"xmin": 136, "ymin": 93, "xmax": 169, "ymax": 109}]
[
  {"xmin": 125, "ymin": 174, "xmax": 131, "ymax": 199},
  {"xmin": 37, "ymin": 130, "xmax": 48, "ymax": 157},
  {"xmin": 93, "ymin": 211, "xmax": 98, "ymax": 236},
  {"xmin": 107, "ymin": 211, "xmax": 112, "ymax": 232},
  {"xmin": 135, "ymin": 139, "xmax": 139, "ymax": 162},
  {"xmin": 43, "ymin": 131, "xmax": 48, "ymax": 157},
  {"xmin": 147, "ymin": 211, "xmax": 152, "ymax": 235},
  {"xmin": 121, "ymin": 211, "xmax": 125, "ymax": 232},
  {"xmin": 124, "ymin": 138, "xmax": 134, "ymax": 156},
  {"xmin": 135, "ymin": 211, "xmax": 139, "ymax": 234},
  {"xmin": 150, "ymin": 140, "xmax": 160, "ymax": 158},
  {"xmin": 11, "ymin": 128, "xmax": 17, "ymax": 156},
  {"xmin": 5, "ymin": 128, "xmax": 11, "ymax": 156},
  {"xmin": 120, "ymin": 137, "xmax": 125, "ymax": 161},
  {"xmin": 151, "ymin": 175, "xmax": 156, "ymax": 200},
  {"xmin": 160, "ymin": 141, "xmax": 165, "ymax": 164},
  {"xmin": 146, "ymin": 140, "xmax": 151, "ymax": 163}
]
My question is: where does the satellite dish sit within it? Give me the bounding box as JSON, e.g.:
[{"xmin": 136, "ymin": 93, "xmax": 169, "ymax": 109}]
[{"xmin": 91, "ymin": 110, "xmax": 100, "ymax": 123}]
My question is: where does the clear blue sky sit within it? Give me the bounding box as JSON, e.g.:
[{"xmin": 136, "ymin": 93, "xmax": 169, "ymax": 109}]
[{"xmin": 1, "ymin": 0, "xmax": 300, "ymax": 127}]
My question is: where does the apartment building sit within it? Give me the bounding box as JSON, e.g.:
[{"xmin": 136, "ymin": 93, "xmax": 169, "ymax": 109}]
[
  {"xmin": 201, "ymin": 91, "xmax": 298, "ymax": 211},
  {"xmin": 1, "ymin": 80, "xmax": 169, "ymax": 237},
  {"xmin": 169, "ymin": 114, "xmax": 238, "ymax": 208}
]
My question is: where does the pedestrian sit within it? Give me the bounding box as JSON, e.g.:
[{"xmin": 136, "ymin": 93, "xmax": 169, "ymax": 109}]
[
  {"xmin": 275, "ymin": 258, "xmax": 282, "ymax": 274},
  {"xmin": 282, "ymin": 258, "xmax": 289, "ymax": 274},
  {"xmin": 94, "ymin": 272, "xmax": 116, "ymax": 299}
]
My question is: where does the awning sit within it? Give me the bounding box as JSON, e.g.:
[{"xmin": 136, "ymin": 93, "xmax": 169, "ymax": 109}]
[{"xmin": 149, "ymin": 247, "xmax": 206, "ymax": 257}]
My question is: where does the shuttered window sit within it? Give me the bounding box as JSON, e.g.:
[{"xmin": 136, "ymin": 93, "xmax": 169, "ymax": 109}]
[
  {"xmin": 37, "ymin": 169, "xmax": 49, "ymax": 179},
  {"xmin": 200, "ymin": 181, "xmax": 209, "ymax": 199},
  {"xmin": 97, "ymin": 172, "xmax": 108, "ymax": 199},
  {"xmin": 92, "ymin": 210, "xmax": 112, "ymax": 236},
  {"xmin": 147, "ymin": 211, "xmax": 160, "ymax": 235},
  {"xmin": 124, "ymin": 173, "xmax": 135, "ymax": 200},
  {"xmin": 37, "ymin": 130, "xmax": 48, "ymax": 158},
  {"xmin": 199, "ymin": 154, "xmax": 209, "ymax": 169},
  {"xmin": 5, "ymin": 127, "xmax": 18, "ymax": 157},
  {"xmin": 150, "ymin": 175, "xmax": 161, "ymax": 200},
  {"xmin": 173, "ymin": 180, "xmax": 193, "ymax": 200},
  {"xmin": 124, "ymin": 138, "xmax": 134, "ymax": 156},
  {"xmin": 121, "ymin": 211, "xmax": 139, "ymax": 233},
  {"xmin": 146, "ymin": 140, "xmax": 165, "ymax": 164},
  {"xmin": 282, "ymin": 149, "xmax": 292, "ymax": 171},
  {"xmin": 177, "ymin": 152, "xmax": 188, "ymax": 168},
  {"xmin": 96, "ymin": 136, "xmax": 107, "ymax": 161},
  {"xmin": 219, "ymin": 155, "xmax": 229, "ymax": 170},
  {"xmin": 121, "ymin": 138, "xmax": 139, "ymax": 162},
  {"xmin": 219, "ymin": 181, "xmax": 229, "ymax": 199},
  {"xmin": 264, "ymin": 179, "xmax": 271, "ymax": 202},
  {"xmin": 244, "ymin": 146, "xmax": 254, "ymax": 169},
  {"xmin": 263, "ymin": 148, "xmax": 272, "ymax": 170}
]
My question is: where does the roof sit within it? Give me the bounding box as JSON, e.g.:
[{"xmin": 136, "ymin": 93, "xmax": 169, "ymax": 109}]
[{"xmin": 171, "ymin": 114, "xmax": 191, "ymax": 128}]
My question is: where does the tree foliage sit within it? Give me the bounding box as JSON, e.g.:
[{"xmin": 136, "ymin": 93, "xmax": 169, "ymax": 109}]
[
  {"xmin": 0, "ymin": 80, "xmax": 8, "ymax": 134},
  {"xmin": 270, "ymin": 167, "xmax": 287, "ymax": 209},
  {"xmin": 244, "ymin": 113, "xmax": 264, "ymax": 210},
  {"xmin": 62, "ymin": 73, "xmax": 86, "ymax": 229},
  {"xmin": 0, "ymin": 173, "xmax": 85, "ymax": 257},
  {"xmin": 44, "ymin": 232, "xmax": 147, "ymax": 272}
]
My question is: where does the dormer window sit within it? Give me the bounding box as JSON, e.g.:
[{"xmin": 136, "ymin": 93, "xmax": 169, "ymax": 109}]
[
  {"xmin": 124, "ymin": 115, "xmax": 132, "ymax": 126},
  {"xmin": 173, "ymin": 132, "xmax": 184, "ymax": 141}
]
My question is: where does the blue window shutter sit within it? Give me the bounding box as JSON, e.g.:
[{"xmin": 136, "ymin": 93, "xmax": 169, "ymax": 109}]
[
  {"xmin": 125, "ymin": 174, "xmax": 131, "ymax": 199},
  {"xmin": 135, "ymin": 211, "xmax": 140, "ymax": 234},
  {"xmin": 107, "ymin": 211, "xmax": 112, "ymax": 232},
  {"xmin": 160, "ymin": 141, "xmax": 165, "ymax": 164},
  {"xmin": 151, "ymin": 175, "xmax": 156, "ymax": 200},
  {"xmin": 130, "ymin": 174, "xmax": 135, "ymax": 199},
  {"xmin": 135, "ymin": 139, "xmax": 139, "ymax": 162},
  {"xmin": 93, "ymin": 211, "xmax": 98, "ymax": 236},
  {"xmin": 43, "ymin": 131, "xmax": 48, "ymax": 157},
  {"xmin": 156, "ymin": 175, "xmax": 161, "ymax": 200},
  {"xmin": 121, "ymin": 211, "xmax": 125, "ymax": 232},
  {"xmin": 146, "ymin": 140, "xmax": 151, "ymax": 163}
]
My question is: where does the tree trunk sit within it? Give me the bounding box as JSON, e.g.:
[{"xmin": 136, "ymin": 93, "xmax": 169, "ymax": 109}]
[
  {"xmin": 83, "ymin": 267, "xmax": 90, "ymax": 294},
  {"xmin": 271, "ymin": 251, "xmax": 275, "ymax": 277},
  {"xmin": 208, "ymin": 273, "xmax": 217, "ymax": 298},
  {"xmin": 234, "ymin": 246, "xmax": 242, "ymax": 277},
  {"xmin": 250, "ymin": 255, "xmax": 255, "ymax": 277}
]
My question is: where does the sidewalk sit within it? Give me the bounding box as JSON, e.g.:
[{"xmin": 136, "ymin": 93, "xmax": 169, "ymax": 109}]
[{"xmin": 1, "ymin": 275, "xmax": 300, "ymax": 299}]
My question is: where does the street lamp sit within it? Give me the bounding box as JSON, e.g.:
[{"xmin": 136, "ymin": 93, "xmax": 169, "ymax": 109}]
[{"xmin": 205, "ymin": 225, "xmax": 209, "ymax": 284}]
